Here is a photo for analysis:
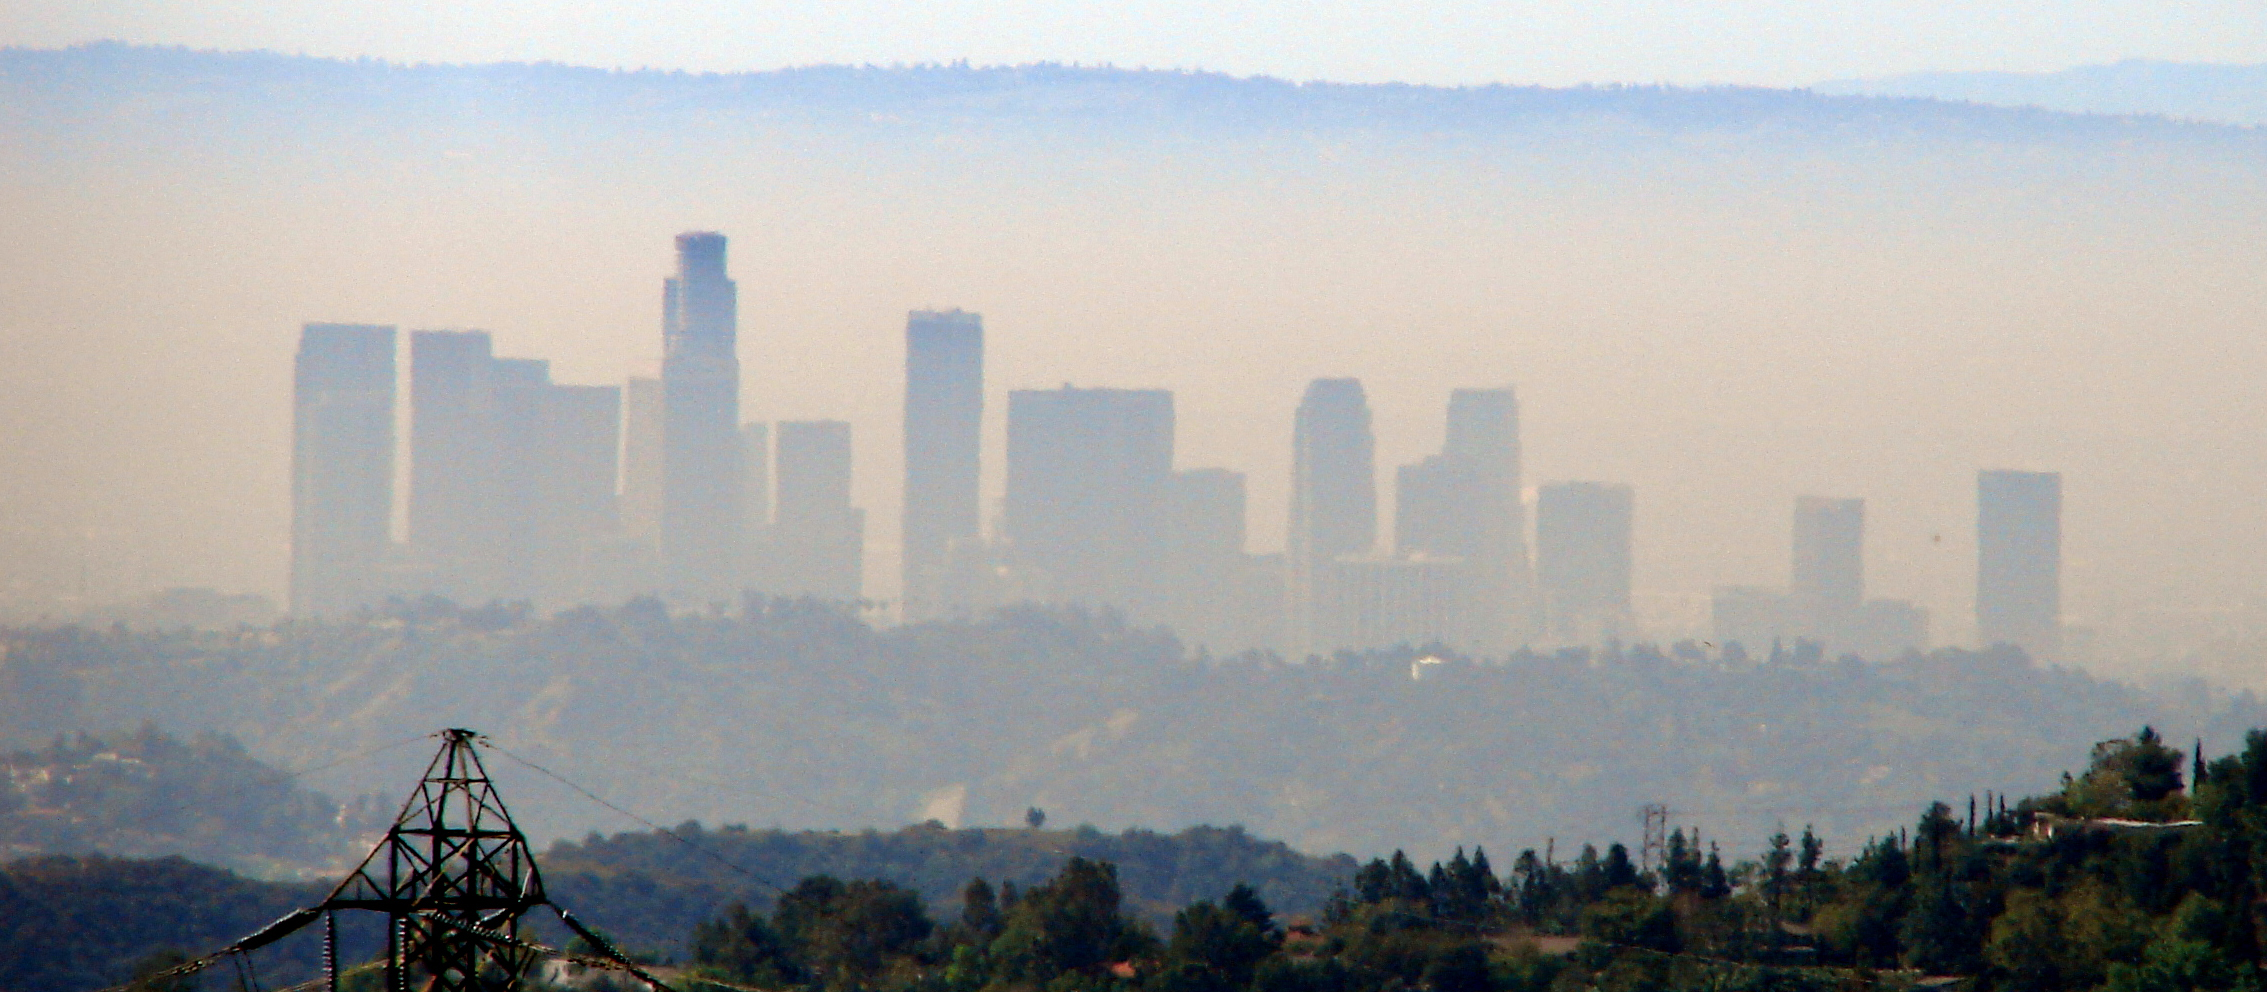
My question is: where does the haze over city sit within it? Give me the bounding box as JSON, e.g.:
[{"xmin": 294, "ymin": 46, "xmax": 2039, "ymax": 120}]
[
  {"xmin": 4, "ymin": 41, "xmax": 2265, "ymax": 678},
  {"xmin": 5, "ymin": 5, "xmax": 2267, "ymax": 989}
]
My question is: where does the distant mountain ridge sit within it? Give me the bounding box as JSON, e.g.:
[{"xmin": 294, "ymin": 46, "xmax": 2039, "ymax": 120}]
[
  {"xmin": 3, "ymin": 42, "xmax": 2257, "ymax": 145},
  {"xmin": 1818, "ymin": 59, "xmax": 2267, "ymax": 126}
]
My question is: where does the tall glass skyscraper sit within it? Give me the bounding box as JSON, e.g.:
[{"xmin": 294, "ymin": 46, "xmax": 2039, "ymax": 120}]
[
  {"xmin": 660, "ymin": 232, "xmax": 743, "ymax": 599},
  {"xmin": 1791, "ymin": 495, "xmax": 1865, "ymax": 633},
  {"xmin": 1003, "ymin": 386, "xmax": 1175, "ymax": 614},
  {"xmin": 1286, "ymin": 378, "xmax": 1376, "ymax": 652},
  {"xmin": 770, "ymin": 420, "xmax": 864, "ymax": 602},
  {"xmin": 901, "ymin": 309, "xmax": 983, "ymax": 619},
  {"xmin": 290, "ymin": 323, "xmax": 396, "ymax": 616},
  {"xmin": 1535, "ymin": 481, "xmax": 1634, "ymax": 643},
  {"xmin": 1394, "ymin": 387, "xmax": 1530, "ymax": 650},
  {"xmin": 408, "ymin": 329, "xmax": 506, "ymax": 598},
  {"xmin": 1977, "ymin": 469, "xmax": 2061, "ymax": 656}
]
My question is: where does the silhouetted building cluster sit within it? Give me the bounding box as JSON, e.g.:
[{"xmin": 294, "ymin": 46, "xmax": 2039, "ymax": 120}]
[
  {"xmin": 1711, "ymin": 496, "xmax": 1929, "ymax": 661},
  {"xmin": 291, "ymin": 229, "xmax": 2067, "ymax": 660},
  {"xmin": 290, "ymin": 233, "xmax": 865, "ymax": 614},
  {"xmin": 1710, "ymin": 472, "xmax": 2062, "ymax": 660}
]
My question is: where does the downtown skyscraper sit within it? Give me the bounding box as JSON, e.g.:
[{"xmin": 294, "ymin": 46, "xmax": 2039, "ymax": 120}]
[
  {"xmin": 769, "ymin": 420, "xmax": 865, "ymax": 602},
  {"xmin": 408, "ymin": 330, "xmax": 508, "ymax": 598},
  {"xmin": 407, "ymin": 331, "xmax": 621, "ymax": 605},
  {"xmin": 1394, "ymin": 387, "xmax": 1532, "ymax": 650},
  {"xmin": 661, "ymin": 232, "xmax": 744, "ymax": 598},
  {"xmin": 1286, "ymin": 378, "xmax": 1377, "ymax": 652},
  {"xmin": 1978, "ymin": 469, "xmax": 2062, "ymax": 656},
  {"xmin": 1710, "ymin": 495, "xmax": 1927, "ymax": 659},
  {"xmin": 900, "ymin": 309, "xmax": 983, "ymax": 620},
  {"xmin": 290, "ymin": 323, "xmax": 396, "ymax": 616},
  {"xmin": 1536, "ymin": 481, "xmax": 1634, "ymax": 642},
  {"xmin": 1790, "ymin": 495, "xmax": 1865, "ymax": 635},
  {"xmin": 1003, "ymin": 386, "xmax": 1176, "ymax": 614}
]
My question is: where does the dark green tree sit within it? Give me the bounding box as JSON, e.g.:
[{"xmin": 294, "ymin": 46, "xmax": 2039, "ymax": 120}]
[
  {"xmin": 1665, "ymin": 829, "xmax": 1702, "ymax": 896},
  {"xmin": 690, "ymin": 902, "xmax": 802, "ymax": 987},
  {"xmin": 2123, "ymin": 727, "xmax": 2187, "ymax": 803},
  {"xmin": 1418, "ymin": 943, "xmax": 1491, "ymax": 992},
  {"xmin": 1165, "ymin": 894, "xmax": 1281, "ymax": 988},
  {"xmin": 957, "ymin": 878, "xmax": 1004, "ymax": 943},
  {"xmin": 1603, "ymin": 843, "xmax": 1643, "ymax": 893},
  {"xmin": 1762, "ymin": 830, "xmax": 1794, "ymax": 917},
  {"xmin": 1222, "ymin": 883, "xmax": 1278, "ymax": 935},
  {"xmin": 771, "ymin": 875, "xmax": 933, "ymax": 989},
  {"xmin": 1701, "ymin": 845, "xmax": 1731, "ymax": 901},
  {"xmin": 994, "ymin": 857, "xmax": 1154, "ymax": 980},
  {"xmin": 1901, "ymin": 875, "xmax": 1981, "ymax": 975},
  {"xmin": 1509, "ymin": 849, "xmax": 1556, "ymax": 925}
]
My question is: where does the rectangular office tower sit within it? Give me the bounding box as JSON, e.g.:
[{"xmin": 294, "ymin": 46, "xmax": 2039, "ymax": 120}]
[
  {"xmin": 1004, "ymin": 386, "xmax": 1175, "ymax": 615},
  {"xmin": 496, "ymin": 371, "xmax": 621, "ymax": 606},
  {"xmin": 409, "ymin": 330, "xmax": 508, "ymax": 598},
  {"xmin": 661, "ymin": 232, "xmax": 744, "ymax": 599},
  {"xmin": 619, "ymin": 376, "xmax": 665, "ymax": 543},
  {"xmin": 741, "ymin": 422, "xmax": 772, "ymax": 545},
  {"xmin": 410, "ymin": 335, "xmax": 622, "ymax": 605},
  {"xmin": 290, "ymin": 323, "xmax": 396, "ymax": 616},
  {"xmin": 1791, "ymin": 496, "xmax": 1865, "ymax": 633},
  {"xmin": 769, "ymin": 420, "xmax": 865, "ymax": 602},
  {"xmin": 1286, "ymin": 378, "xmax": 1377, "ymax": 653},
  {"xmin": 1535, "ymin": 482, "xmax": 1635, "ymax": 643},
  {"xmin": 1395, "ymin": 387, "xmax": 1532, "ymax": 651},
  {"xmin": 1160, "ymin": 467, "xmax": 1279, "ymax": 650},
  {"xmin": 1978, "ymin": 469, "xmax": 2062, "ymax": 656},
  {"xmin": 1711, "ymin": 496, "xmax": 1926, "ymax": 660},
  {"xmin": 1314, "ymin": 555, "xmax": 1477, "ymax": 652},
  {"xmin": 901, "ymin": 309, "xmax": 983, "ymax": 620},
  {"xmin": 1288, "ymin": 378, "xmax": 1378, "ymax": 565}
]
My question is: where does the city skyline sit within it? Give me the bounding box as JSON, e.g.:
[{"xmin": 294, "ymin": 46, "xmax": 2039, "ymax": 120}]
[
  {"xmin": 278, "ymin": 231, "xmax": 2078, "ymax": 663},
  {"xmin": 4, "ymin": 26, "xmax": 2263, "ymax": 977},
  {"xmin": 6, "ymin": 42, "xmax": 2262, "ymax": 693}
]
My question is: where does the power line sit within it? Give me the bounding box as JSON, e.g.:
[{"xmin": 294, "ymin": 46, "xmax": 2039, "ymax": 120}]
[
  {"xmin": 565, "ymin": 748, "xmax": 871, "ymax": 825},
  {"xmin": 476, "ymin": 738, "xmax": 793, "ymax": 897},
  {"xmin": 280, "ymin": 733, "xmax": 441, "ymax": 781}
]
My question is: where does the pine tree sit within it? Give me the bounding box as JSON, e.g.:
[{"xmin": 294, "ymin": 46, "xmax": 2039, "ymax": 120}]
[{"xmin": 1701, "ymin": 844, "xmax": 1731, "ymax": 900}]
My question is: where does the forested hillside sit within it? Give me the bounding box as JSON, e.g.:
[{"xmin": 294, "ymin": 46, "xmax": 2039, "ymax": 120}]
[
  {"xmin": 666, "ymin": 727, "xmax": 2267, "ymax": 992},
  {"xmin": 2, "ymin": 600, "xmax": 2262, "ymax": 858},
  {"xmin": 19, "ymin": 728, "xmax": 2267, "ymax": 992},
  {"xmin": 545, "ymin": 822, "xmax": 1358, "ymax": 954},
  {"xmin": 0, "ymin": 855, "xmax": 348, "ymax": 992},
  {"xmin": 0, "ymin": 820, "xmax": 1346, "ymax": 991},
  {"xmin": 0, "ymin": 726, "xmax": 389, "ymax": 878}
]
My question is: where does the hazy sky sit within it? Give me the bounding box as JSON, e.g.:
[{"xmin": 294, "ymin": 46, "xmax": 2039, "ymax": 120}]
[
  {"xmin": 7, "ymin": 57, "xmax": 2266, "ymax": 667},
  {"xmin": 8, "ymin": 0, "xmax": 2267, "ymax": 86},
  {"xmin": 4, "ymin": 29, "xmax": 2267, "ymax": 698}
]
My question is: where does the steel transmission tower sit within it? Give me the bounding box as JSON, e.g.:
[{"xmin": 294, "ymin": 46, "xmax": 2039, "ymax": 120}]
[
  {"xmin": 328, "ymin": 729, "xmax": 550, "ymax": 992},
  {"xmin": 81, "ymin": 729, "xmax": 672, "ymax": 992},
  {"xmin": 1638, "ymin": 803, "xmax": 1670, "ymax": 873}
]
